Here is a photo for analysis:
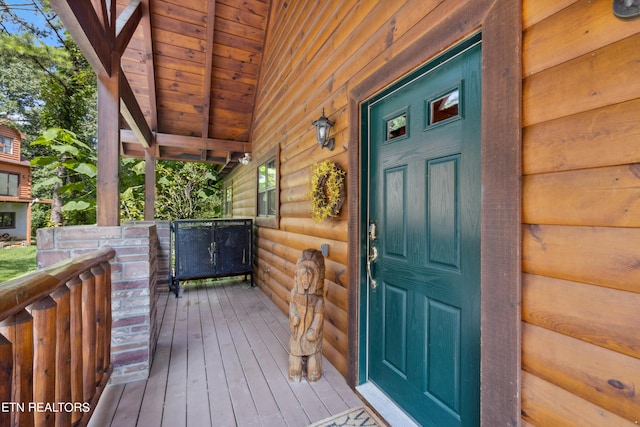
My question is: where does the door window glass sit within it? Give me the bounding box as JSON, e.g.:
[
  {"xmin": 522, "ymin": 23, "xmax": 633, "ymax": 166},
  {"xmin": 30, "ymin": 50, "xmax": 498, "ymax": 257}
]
[
  {"xmin": 386, "ymin": 112, "xmax": 407, "ymax": 141},
  {"xmin": 429, "ymin": 88, "xmax": 460, "ymax": 125}
]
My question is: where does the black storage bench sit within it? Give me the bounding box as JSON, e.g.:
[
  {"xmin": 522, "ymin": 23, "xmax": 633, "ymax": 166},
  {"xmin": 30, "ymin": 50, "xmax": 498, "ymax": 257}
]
[{"xmin": 169, "ymin": 218, "xmax": 253, "ymax": 296}]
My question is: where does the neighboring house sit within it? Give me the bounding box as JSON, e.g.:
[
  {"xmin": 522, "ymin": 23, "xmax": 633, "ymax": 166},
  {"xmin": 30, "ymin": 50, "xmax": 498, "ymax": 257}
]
[{"xmin": 0, "ymin": 121, "xmax": 32, "ymax": 245}]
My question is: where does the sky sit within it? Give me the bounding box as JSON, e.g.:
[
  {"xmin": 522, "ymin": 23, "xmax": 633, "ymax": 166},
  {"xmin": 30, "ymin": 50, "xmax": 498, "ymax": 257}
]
[{"xmin": 3, "ymin": 0, "xmax": 62, "ymax": 46}]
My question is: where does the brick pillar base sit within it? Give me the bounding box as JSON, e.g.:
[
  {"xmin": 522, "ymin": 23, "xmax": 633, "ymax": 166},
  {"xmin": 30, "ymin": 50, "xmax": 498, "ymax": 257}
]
[{"xmin": 37, "ymin": 224, "xmax": 159, "ymax": 384}]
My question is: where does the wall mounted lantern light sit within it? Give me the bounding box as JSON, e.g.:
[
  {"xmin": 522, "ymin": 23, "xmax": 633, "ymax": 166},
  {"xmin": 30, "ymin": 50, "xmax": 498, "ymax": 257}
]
[
  {"xmin": 613, "ymin": 0, "xmax": 640, "ymax": 19},
  {"xmin": 239, "ymin": 152, "xmax": 251, "ymax": 165},
  {"xmin": 312, "ymin": 108, "xmax": 335, "ymax": 151}
]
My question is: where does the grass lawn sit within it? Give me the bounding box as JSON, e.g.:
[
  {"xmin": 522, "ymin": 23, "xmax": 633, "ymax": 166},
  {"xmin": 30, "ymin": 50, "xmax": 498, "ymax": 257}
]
[{"xmin": 0, "ymin": 245, "xmax": 38, "ymax": 282}]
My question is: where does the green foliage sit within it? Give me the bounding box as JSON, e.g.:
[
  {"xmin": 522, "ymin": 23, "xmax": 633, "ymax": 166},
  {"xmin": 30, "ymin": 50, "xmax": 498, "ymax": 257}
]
[
  {"xmin": 120, "ymin": 159, "xmax": 223, "ymax": 222},
  {"xmin": 30, "ymin": 202, "xmax": 51, "ymax": 230},
  {"xmin": 30, "ymin": 128, "xmax": 96, "ymax": 221},
  {"xmin": 120, "ymin": 158, "xmax": 146, "ymax": 222},
  {"xmin": 1, "ymin": 1, "xmax": 97, "ymax": 227},
  {"xmin": 0, "ymin": 57, "xmax": 43, "ymax": 141},
  {"xmin": 155, "ymin": 161, "xmax": 222, "ymax": 220}
]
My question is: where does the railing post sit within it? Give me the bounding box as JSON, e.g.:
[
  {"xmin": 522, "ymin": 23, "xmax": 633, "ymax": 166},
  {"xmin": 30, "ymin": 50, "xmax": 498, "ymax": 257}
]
[
  {"xmin": 102, "ymin": 262, "xmax": 112, "ymax": 372},
  {"xmin": 0, "ymin": 309, "xmax": 34, "ymax": 427},
  {"xmin": 92, "ymin": 265, "xmax": 106, "ymax": 385},
  {"xmin": 80, "ymin": 271, "xmax": 96, "ymax": 402},
  {"xmin": 31, "ymin": 296, "xmax": 57, "ymax": 427},
  {"xmin": 0, "ymin": 335, "xmax": 13, "ymax": 427},
  {"xmin": 67, "ymin": 277, "xmax": 84, "ymax": 426},
  {"xmin": 0, "ymin": 247, "xmax": 116, "ymax": 427},
  {"xmin": 51, "ymin": 285, "xmax": 72, "ymax": 427}
]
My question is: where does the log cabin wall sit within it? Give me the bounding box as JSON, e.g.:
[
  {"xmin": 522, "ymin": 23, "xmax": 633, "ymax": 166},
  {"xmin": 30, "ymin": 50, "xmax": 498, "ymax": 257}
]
[
  {"xmin": 224, "ymin": 0, "xmax": 514, "ymax": 381},
  {"xmin": 521, "ymin": 1, "xmax": 640, "ymax": 425}
]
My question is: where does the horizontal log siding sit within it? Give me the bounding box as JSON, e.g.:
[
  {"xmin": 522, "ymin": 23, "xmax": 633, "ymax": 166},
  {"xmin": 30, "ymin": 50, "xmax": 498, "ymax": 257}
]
[
  {"xmin": 0, "ymin": 162, "xmax": 31, "ymax": 200},
  {"xmin": 522, "ymin": 1, "xmax": 640, "ymax": 425},
  {"xmin": 226, "ymin": 0, "xmax": 490, "ymax": 377}
]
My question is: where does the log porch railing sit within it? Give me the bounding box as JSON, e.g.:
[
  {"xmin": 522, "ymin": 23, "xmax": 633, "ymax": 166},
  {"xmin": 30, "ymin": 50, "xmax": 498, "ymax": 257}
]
[{"xmin": 0, "ymin": 247, "xmax": 115, "ymax": 427}]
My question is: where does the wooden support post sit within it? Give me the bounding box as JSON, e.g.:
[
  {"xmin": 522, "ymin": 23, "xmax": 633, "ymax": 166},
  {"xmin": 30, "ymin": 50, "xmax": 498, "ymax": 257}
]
[
  {"xmin": 96, "ymin": 53, "xmax": 122, "ymax": 226},
  {"xmin": 31, "ymin": 296, "xmax": 57, "ymax": 427},
  {"xmin": 67, "ymin": 278, "xmax": 83, "ymax": 425},
  {"xmin": 144, "ymin": 147, "xmax": 155, "ymax": 220},
  {"xmin": 0, "ymin": 310, "xmax": 34, "ymax": 427},
  {"xmin": 51, "ymin": 286, "xmax": 72, "ymax": 427},
  {"xmin": 0, "ymin": 335, "xmax": 13, "ymax": 427},
  {"xmin": 80, "ymin": 271, "xmax": 96, "ymax": 402}
]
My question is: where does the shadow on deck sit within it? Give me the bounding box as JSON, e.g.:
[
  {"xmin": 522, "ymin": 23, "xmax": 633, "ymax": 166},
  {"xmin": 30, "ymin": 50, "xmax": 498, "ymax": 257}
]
[{"xmin": 89, "ymin": 280, "xmax": 366, "ymax": 427}]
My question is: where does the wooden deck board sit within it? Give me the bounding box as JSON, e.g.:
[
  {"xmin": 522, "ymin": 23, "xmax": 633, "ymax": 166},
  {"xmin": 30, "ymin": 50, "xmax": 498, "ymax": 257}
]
[
  {"xmin": 89, "ymin": 280, "xmax": 365, "ymax": 427},
  {"xmin": 241, "ymin": 286, "xmax": 334, "ymax": 422},
  {"xmin": 88, "ymin": 382, "xmax": 123, "ymax": 426},
  {"xmin": 252, "ymin": 287, "xmax": 364, "ymax": 409},
  {"xmin": 198, "ymin": 285, "xmax": 237, "ymax": 427},
  {"xmin": 222, "ymin": 284, "xmax": 289, "ymax": 425},
  {"xmin": 111, "ymin": 380, "xmax": 147, "ymax": 427},
  {"xmin": 230, "ymin": 284, "xmax": 312, "ymax": 427},
  {"xmin": 136, "ymin": 291, "xmax": 174, "ymax": 427},
  {"xmin": 211, "ymin": 283, "xmax": 261, "ymax": 426},
  {"xmin": 186, "ymin": 288, "xmax": 211, "ymax": 426},
  {"xmin": 161, "ymin": 286, "xmax": 189, "ymax": 427}
]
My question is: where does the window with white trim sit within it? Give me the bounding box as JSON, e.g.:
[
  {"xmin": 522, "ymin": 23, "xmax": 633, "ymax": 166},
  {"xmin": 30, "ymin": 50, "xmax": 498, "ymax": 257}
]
[
  {"xmin": 254, "ymin": 146, "xmax": 280, "ymax": 229},
  {"xmin": 257, "ymin": 158, "xmax": 276, "ymax": 217},
  {"xmin": 0, "ymin": 172, "xmax": 18, "ymax": 196},
  {"xmin": 0, "ymin": 136, "xmax": 13, "ymax": 154}
]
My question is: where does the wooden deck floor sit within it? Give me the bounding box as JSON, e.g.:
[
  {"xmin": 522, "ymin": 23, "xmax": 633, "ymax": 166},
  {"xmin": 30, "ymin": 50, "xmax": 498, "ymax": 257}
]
[{"xmin": 89, "ymin": 280, "xmax": 366, "ymax": 427}]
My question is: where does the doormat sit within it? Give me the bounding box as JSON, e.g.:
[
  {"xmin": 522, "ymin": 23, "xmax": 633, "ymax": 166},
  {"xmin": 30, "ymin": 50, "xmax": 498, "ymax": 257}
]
[{"xmin": 308, "ymin": 406, "xmax": 387, "ymax": 427}]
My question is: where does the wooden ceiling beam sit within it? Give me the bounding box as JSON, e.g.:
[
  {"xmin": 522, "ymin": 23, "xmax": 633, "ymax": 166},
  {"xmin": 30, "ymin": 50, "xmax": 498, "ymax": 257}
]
[
  {"xmin": 50, "ymin": 0, "xmax": 111, "ymax": 76},
  {"xmin": 119, "ymin": 70, "xmax": 152, "ymax": 148},
  {"xmin": 200, "ymin": 0, "xmax": 217, "ymax": 159},
  {"xmin": 155, "ymin": 133, "xmax": 248, "ymax": 153},
  {"xmin": 201, "ymin": 0, "xmax": 216, "ymax": 138},
  {"xmin": 107, "ymin": 0, "xmax": 116, "ymax": 39},
  {"xmin": 121, "ymin": 129, "xmax": 249, "ymax": 153},
  {"xmin": 151, "ymin": 153, "xmax": 227, "ymax": 164},
  {"xmin": 115, "ymin": 0, "xmax": 142, "ymax": 55},
  {"xmin": 141, "ymin": 0, "xmax": 158, "ymax": 133},
  {"xmin": 90, "ymin": 0, "xmax": 109, "ymax": 30}
]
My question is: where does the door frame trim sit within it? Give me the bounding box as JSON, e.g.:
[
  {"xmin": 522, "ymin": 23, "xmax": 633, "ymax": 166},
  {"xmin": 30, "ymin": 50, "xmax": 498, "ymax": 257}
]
[{"xmin": 347, "ymin": 2, "xmax": 522, "ymax": 425}]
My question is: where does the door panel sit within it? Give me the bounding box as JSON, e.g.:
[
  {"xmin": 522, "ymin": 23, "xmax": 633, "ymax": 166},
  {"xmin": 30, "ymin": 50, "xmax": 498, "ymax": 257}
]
[
  {"xmin": 428, "ymin": 156, "xmax": 460, "ymax": 269},
  {"xmin": 384, "ymin": 167, "xmax": 407, "ymax": 258},
  {"xmin": 383, "ymin": 283, "xmax": 408, "ymax": 376},
  {"xmin": 366, "ymin": 40, "xmax": 481, "ymax": 427}
]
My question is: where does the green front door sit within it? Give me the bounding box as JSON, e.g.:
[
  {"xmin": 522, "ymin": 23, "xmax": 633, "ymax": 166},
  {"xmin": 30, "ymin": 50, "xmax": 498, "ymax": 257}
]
[{"xmin": 365, "ymin": 39, "xmax": 481, "ymax": 426}]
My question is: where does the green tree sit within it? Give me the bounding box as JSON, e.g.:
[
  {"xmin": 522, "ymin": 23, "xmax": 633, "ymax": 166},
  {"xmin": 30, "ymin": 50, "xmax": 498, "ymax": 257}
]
[
  {"xmin": 1, "ymin": 1, "xmax": 97, "ymax": 226},
  {"xmin": 30, "ymin": 128, "xmax": 97, "ymax": 224},
  {"xmin": 0, "ymin": 58, "xmax": 43, "ymax": 140},
  {"xmin": 155, "ymin": 162, "xmax": 222, "ymax": 220},
  {"xmin": 120, "ymin": 158, "xmax": 146, "ymax": 222},
  {"xmin": 119, "ymin": 159, "xmax": 223, "ymax": 222}
]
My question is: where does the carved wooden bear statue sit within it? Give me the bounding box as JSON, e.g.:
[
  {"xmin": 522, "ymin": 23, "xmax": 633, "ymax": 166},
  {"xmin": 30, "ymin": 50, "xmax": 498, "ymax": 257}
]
[{"xmin": 288, "ymin": 249, "xmax": 325, "ymax": 382}]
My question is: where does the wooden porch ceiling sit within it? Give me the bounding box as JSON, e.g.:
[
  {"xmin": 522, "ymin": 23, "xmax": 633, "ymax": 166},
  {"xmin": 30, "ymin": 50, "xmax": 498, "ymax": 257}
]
[{"xmin": 52, "ymin": 0, "xmax": 271, "ymax": 176}]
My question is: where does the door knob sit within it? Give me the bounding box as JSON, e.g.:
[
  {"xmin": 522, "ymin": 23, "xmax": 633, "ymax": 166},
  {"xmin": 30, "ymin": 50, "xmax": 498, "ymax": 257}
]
[{"xmin": 367, "ymin": 246, "xmax": 378, "ymax": 290}]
